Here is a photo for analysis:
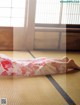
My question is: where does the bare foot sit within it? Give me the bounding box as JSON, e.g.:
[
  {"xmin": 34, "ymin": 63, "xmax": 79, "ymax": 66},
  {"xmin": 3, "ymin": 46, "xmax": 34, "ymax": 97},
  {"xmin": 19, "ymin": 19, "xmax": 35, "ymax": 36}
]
[{"xmin": 68, "ymin": 59, "xmax": 80, "ymax": 70}]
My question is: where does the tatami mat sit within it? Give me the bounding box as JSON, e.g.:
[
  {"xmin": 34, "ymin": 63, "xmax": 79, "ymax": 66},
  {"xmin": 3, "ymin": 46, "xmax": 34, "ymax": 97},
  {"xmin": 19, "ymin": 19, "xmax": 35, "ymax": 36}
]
[
  {"xmin": 31, "ymin": 50, "xmax": 66, "ymax": 58},
  {"xmin": 0, "ymin": 51, "xmax": 67, "ymax": 105},
  {"xmin": 52, "ymin": 53, "xmax": 80, "ymax": 105},
  {"xmin": 31, "ymin": 50, "xmax": 80, "ymax": 105},
  {"xmin": 0, "ymin": 51, "xmax": 32, "ymax": 59}
]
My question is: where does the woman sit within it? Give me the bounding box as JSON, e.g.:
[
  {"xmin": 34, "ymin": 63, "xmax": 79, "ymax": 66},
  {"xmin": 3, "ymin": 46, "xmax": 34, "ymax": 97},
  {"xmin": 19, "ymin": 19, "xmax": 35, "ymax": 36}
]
[{"xmin": 0, "ymin": 54, "xmax": 80, "ymax": 76}]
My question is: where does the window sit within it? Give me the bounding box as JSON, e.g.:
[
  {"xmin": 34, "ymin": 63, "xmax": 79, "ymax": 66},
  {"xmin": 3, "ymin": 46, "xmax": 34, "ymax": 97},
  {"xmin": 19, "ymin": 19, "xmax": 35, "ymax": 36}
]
[
  {"xmin": 35, "ymin": 0, "xmax": 60, "ymax": 24},
  {"xmin": 62, "ymin": 2, "xmax": 80, "ymax": 24},
  {"xmin": 35, "ymin": 0, "xmax": 80, "ymax": 25},
  {"xmin": 0, "ymin": 0, "xmax": 26, "ymax": 27}
]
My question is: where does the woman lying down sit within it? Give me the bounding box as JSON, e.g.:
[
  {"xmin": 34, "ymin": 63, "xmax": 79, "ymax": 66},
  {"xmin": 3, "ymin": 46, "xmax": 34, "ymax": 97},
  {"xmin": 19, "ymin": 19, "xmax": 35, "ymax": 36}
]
[{"xmin": 0, "ymin": 54, "xmax": 80, "ymax": 76}]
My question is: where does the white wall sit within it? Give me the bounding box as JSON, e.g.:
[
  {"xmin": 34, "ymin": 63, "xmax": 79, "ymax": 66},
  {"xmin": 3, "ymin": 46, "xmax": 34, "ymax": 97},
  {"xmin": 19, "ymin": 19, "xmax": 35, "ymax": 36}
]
[{"xmin": 34, "ymin": 31, "xmax": 66, "ymax": 50}]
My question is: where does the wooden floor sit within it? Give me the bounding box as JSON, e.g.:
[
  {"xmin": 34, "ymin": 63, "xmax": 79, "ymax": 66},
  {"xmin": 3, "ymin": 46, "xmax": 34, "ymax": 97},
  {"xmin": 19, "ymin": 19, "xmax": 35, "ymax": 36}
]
[{"xmin": 0, "ymin": 51, "xmax": 80, "ymax": 105}]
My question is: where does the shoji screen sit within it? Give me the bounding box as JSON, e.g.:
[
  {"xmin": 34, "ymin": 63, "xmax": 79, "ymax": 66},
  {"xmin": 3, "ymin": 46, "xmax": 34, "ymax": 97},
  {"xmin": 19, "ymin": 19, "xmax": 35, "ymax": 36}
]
[
  {"xmin": 62, "ymin": 2, "xmax": 80, "ymax": 24},
  {"xmin": 35, "ymin": 0, "xmax": 80, "ymax": 25},
  {"xmin": 35, "ymin": 0, "xmax": 60, "ymax": 24},
  {"xmin": 0, "ymin": 0, "xmax": 26, "ymax": 27}
]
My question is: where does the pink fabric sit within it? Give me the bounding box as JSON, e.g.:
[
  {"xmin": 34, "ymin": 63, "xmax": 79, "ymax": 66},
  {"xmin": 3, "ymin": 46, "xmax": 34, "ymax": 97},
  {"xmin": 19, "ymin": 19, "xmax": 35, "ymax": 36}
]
[{"xmin": 0, "ymin": 54, "xmax": 69, "ymax": 76}]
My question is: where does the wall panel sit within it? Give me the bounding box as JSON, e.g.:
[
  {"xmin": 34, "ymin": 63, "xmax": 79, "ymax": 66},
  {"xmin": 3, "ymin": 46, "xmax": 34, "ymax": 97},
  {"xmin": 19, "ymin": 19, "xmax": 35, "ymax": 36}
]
[
  {"xmin": 60, "ymin": 32, "xmax": 66, "ymax": 50},
  {"xmin": 66, "ymin": 33, "xmax": 80, "ymax": 51},
  {"xmin": 34, "ymin": 32, "xmax": 59, "ymax": 50},
  {"xmin": 0, "ymin": 27, "xmax": 13, "ymax": 50}
]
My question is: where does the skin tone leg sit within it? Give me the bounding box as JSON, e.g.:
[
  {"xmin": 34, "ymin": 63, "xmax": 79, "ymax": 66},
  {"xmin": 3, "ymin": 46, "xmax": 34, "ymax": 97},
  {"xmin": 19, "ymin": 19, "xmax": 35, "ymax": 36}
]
[
  {"xmin": 51, "ymin": 56, "xmax": 69, "ymax": 62},
  {"xmin": 52, "ymin": 56, "xmax": 80, "ymax": 69},
  {"xmin": 61, "ymin": 56, "xmax": 69, "ymax": 62},
  {"xmin": 51, "ymin": 57, "xmax": 80, "ymax": 72}
]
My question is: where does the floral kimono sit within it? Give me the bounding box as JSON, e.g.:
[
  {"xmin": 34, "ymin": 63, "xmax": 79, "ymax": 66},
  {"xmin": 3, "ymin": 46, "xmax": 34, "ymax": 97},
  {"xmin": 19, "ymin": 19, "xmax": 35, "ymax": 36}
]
[{"xmin": 0, "ymin": 54, "xmax": 68, "ymax": 76}]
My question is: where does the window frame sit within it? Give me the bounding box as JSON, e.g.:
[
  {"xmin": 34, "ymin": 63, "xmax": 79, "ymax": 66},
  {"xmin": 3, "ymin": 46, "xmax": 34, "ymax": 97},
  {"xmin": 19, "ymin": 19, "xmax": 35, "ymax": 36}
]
[{"xmin": 35, "ymin": 0, "xmax": 80, "ymax": 28}]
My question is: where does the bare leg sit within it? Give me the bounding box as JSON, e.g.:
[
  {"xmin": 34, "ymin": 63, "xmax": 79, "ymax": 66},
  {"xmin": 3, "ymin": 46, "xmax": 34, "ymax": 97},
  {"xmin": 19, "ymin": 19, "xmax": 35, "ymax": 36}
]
[
  {"xmin": 61, "ymin": 56, "xmax": 69, "ymax": 62},
  {"xmin": 51, "ymin": 56, "xmax": 69, "ymax": 62}
]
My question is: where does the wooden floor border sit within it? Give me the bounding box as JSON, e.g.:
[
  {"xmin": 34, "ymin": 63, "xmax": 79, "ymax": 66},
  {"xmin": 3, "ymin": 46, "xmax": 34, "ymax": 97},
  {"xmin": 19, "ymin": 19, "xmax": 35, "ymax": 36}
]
[{"xmin": 29, "ymin": 51, "xmax": 76, "ymax": 105}]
